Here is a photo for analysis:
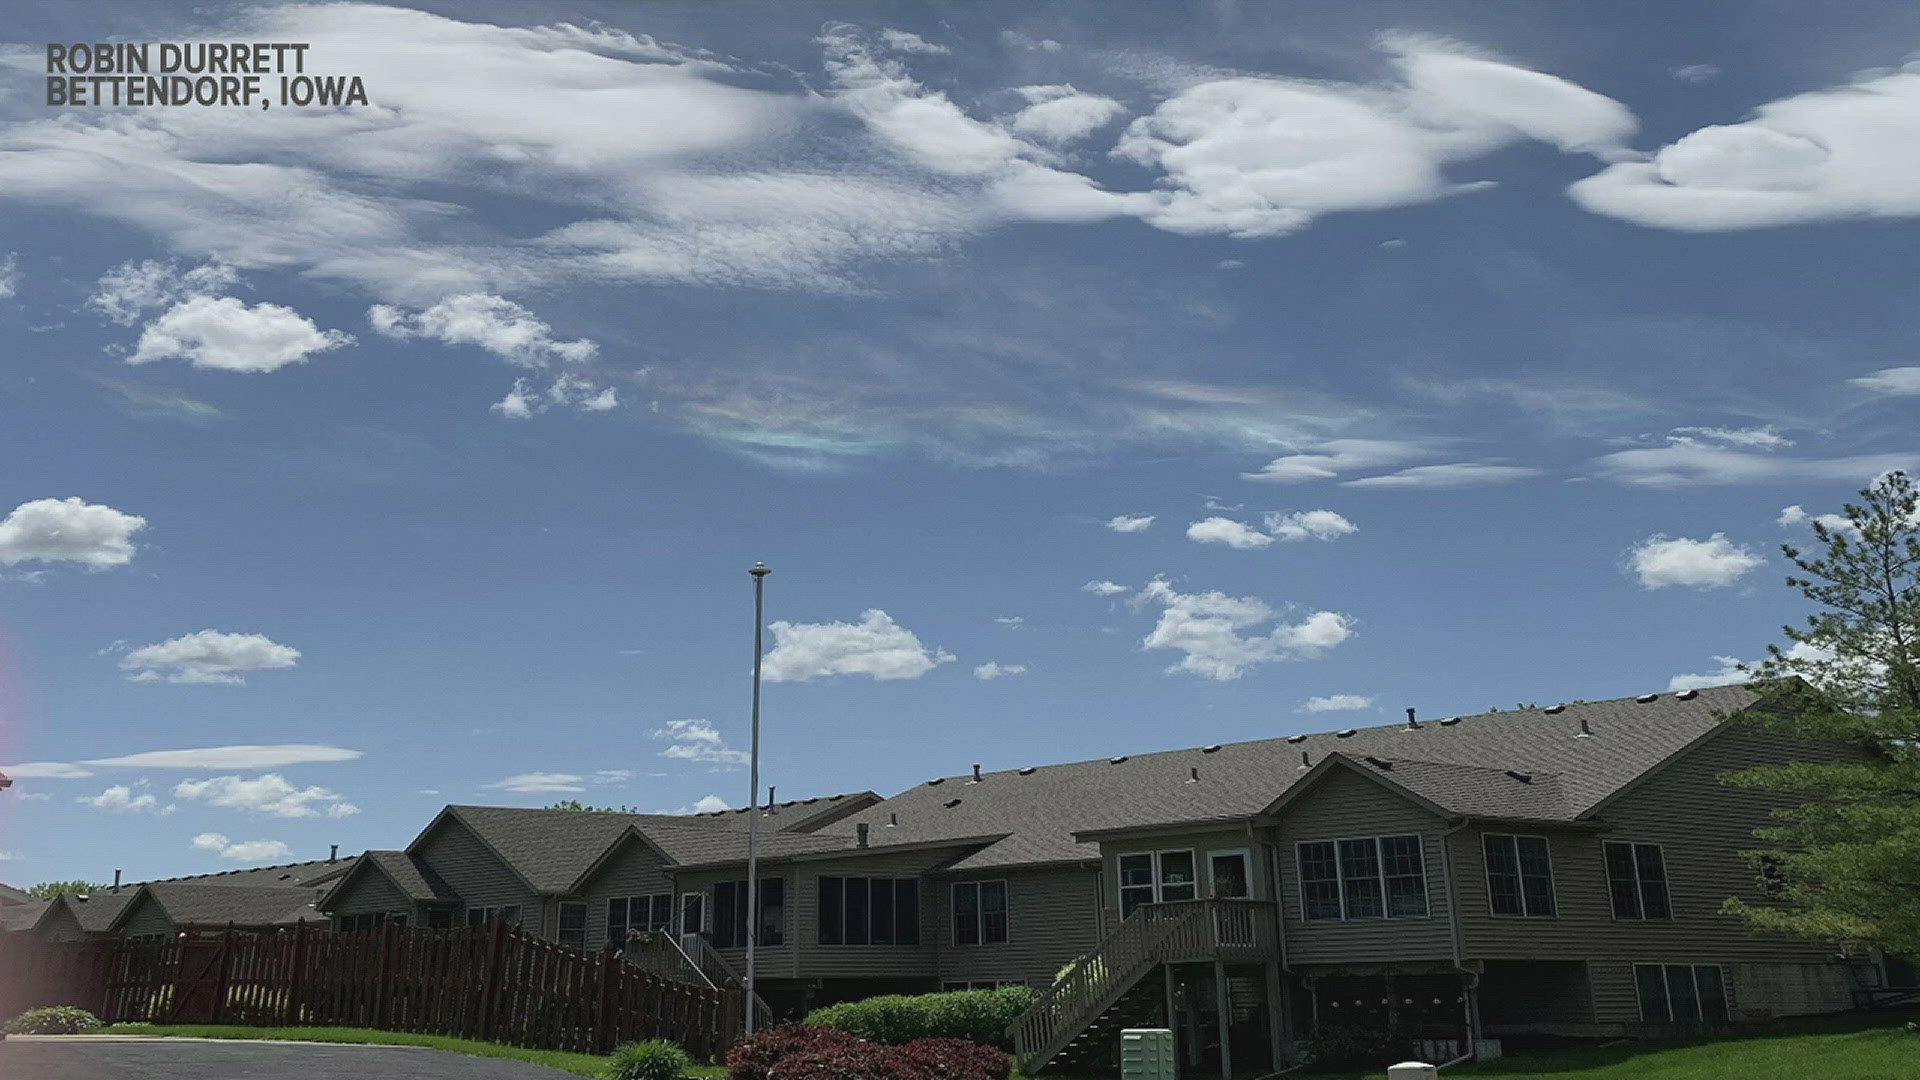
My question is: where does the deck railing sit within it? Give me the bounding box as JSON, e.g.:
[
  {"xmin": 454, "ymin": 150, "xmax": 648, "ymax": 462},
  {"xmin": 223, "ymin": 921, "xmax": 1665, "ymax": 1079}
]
[{"xmin": 673, "ymin": 932, "xmax": 774, "ymax": 1033}]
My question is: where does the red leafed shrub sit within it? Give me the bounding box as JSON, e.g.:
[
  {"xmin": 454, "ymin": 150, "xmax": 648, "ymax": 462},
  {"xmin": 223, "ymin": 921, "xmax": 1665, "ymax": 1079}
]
[
  {"xmin": 894, "ymin": 1038, "xmax": 1012, "ymax": 1080},
  {"xmin": 727, "ymin": 1025, "xmax": 867, "ymax": 1080},
  {"xmin": 767, "ymin": 1041, "xmax": 927, "ymax": 1080}
]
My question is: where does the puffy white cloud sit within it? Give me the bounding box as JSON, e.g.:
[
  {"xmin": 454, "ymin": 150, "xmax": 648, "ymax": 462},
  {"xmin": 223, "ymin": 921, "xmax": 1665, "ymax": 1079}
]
[
  {"xmin": 1343, "ymin": 463, "xmax": 1541, "ymax": 488},
  {"xmin": 1777, "ymin": 504, "xmax": 1860, "ymax": 535},
  {"xmin": 1777, "ymin": 505, "xmax": 1807, "ymax": 527},
  {"xmin": 173, "ymin": 773, "xmax": 359, "ymax": 818},
  {"xmin": 1106, "ymin": 514, "xmax": 1155, "ymax": 533},
  {"xmin": 1571, "ymin": 67, "xmax": 1920, "ymax": 230},
  {"xmin": 491, "ymin": 373, "xmax": 618, "ymax": 419},
  {"xmin": 120, "ymin": 630, "xmax": 301, "ymax": 685},
  {"xmin": 1006, "ymin": 85, "xmax": 1126, "ymax": 145},
  {"xmin": 1668, "ymin": 641, "xmax": 1835, "ymax": 692},
  {"xmin": 0, "ymin": 762, "xmax": 94, "ymax": 779},
  {"xmin": 191, "ymin": 833, "xmax": 293, "ymax": 862},
  {"xmin": 652, "ymin": 719, "xmax": 750, "ymax": 767},
  {"xmin": 1134, "ymin": 578, "xmax": 1352, "ymax": 680},
  {"xmin": 1851, "ymin": 367, "xmax": 1920, "ymax": 396},
  {"xmin": 1083, "ymin": 580, "xmax": 1130, "ymax": 596},
  {"xmin": 972, "ymin": 661, "xmax": 1028, "ymax": 680},
  {"xmin": 78, "ymin": 785, "xmax": 160, "ymax": 812},
  {"xmin": 1240, "ymin": 439, "xmax": 1436, "ymax": 483},
  {"xmin": 1629, "ymin": 533, "xmax": 1764, "ymax": 589},
  {"xmin": 1595, "ymin": 443, "xmax": 1914, "ymax": 486},
  {"xmin": 1301, "ymin": 694, "xmax": 1373, "ymax": 712},
  {"xmin": 84, "ymin": 745, "xmax": 361, "ymax": 769},
  {"xmin": 368, "ymin": 293, "xmax": 596, "ymax": 365},
  {"xmin": 0, "ymin": 252, "xmax": 18, "ymax": 298},
  {"xmin": 0, "ymin": 497, "xmax": 147, "ymax": 568},
  {"xmin": 1114, "ymin": 36, "xmax": 1634, "ymax": 239},
  {"xmin": 1187, "ymin": 517, "xmax": 1273, "ymax": 549},
  {"xmin": 486, "ymin": 772, "xmax": 586, "ymax": 793},
  {"xmin": 662, "ymin": 794, "xmax": 732, "ymax": 815},
  {"xmin": 129, "ymin": 295, "xmax": 354, "ymax": 372},
  {"xmin": 88, "ymin": 260, "xmax": 241, "ymax": 325},
  {"xmin": 761, "ymin": 609, "xmax": 954, "ymax": 682},
  {"xmin": 1263, "ymin": 510, "xmax": 1358, "ymax": 541}
]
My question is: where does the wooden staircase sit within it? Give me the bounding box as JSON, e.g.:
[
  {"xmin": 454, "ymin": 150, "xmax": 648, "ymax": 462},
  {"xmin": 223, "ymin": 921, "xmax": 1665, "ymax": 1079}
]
[
  {"xmin": 623, "ymin": 930, "xmax": 774, "ymax": 1032},
  {"xmin": 1007, "ymin": 899, "xmax": 1280, "ymax": 1075}
]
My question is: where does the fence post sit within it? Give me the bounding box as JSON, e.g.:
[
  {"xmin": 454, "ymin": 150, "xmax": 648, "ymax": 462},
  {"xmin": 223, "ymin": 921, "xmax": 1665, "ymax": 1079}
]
[
  {"xmin": 595, "ymin": 943, "xmax": 621, "ymax": 1053},
  {"xmin": 720, "ymin": 988, "xmax": 744, "ymax": 1058},
  {"xmin": 373, "ymin": 920, "xmax": 397, "ymax": 1031},
  {"xmin": 210, "ymin": 928, "xmax": 236, "ymax": 1026},
  {"xmin": 476, "ymin": 920, "xmax": 509, "ymax": 1042},
  {"xmin": 286, "ymin": 922, "xmax": 309, "ymax": 1025}
]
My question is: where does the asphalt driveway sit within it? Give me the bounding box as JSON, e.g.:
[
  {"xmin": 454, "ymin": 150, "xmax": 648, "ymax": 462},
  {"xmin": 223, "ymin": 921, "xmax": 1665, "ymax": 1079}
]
[{"xmin": 0, "ymin": 1036, "xmax": 590, "ymax": 1079}]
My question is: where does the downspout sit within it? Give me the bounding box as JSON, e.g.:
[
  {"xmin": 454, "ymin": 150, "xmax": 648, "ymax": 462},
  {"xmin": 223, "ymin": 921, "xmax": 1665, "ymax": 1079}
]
[{"xmin": 1437, "ymin": 818, "xmax": 1479, "ymax": 1063}]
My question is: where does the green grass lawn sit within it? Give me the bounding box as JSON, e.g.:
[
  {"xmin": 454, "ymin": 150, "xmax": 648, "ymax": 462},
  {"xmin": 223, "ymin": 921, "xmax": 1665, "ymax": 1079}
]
[{"xmin": 100, "ymin": 1024, "xmax": 672, "ymax": 1078}]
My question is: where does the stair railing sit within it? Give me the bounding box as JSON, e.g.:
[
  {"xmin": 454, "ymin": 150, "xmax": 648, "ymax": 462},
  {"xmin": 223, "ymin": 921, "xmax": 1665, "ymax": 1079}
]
[{"xmin": 675, "ymin": 932, "xmax": 774, "ymax": 1033}]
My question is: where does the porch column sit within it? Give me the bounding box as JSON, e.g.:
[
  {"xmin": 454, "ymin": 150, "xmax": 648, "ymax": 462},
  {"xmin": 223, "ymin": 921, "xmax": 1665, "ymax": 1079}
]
[
  {"xmin": 1462, "ymin": 972, "xmax": 1483, "ymax": 1057},
  {"xmin": 1214, "ymin": 961, "xmax": 1233, "ymax": 1080},
  {"xmin": 1264, "ymin": 961, "xmax": 1286, "ymax": 1069}
]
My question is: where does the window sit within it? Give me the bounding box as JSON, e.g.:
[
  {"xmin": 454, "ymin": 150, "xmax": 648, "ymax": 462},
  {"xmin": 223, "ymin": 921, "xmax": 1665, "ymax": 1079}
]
[
  {"xmin": 1605, "ymin": 842, "xmax": 1671, "ymax": 920},
  {"xmin": 608, "ymin": 894, "xmax": 673, "ymax": 945},
  {"xmin": 942, "ymin": 979, "xmax": 1027, "ymax": 991},
  {"xmin": 1116, "ymin": 849, "xmax": 1198, "ymax": 918},
  {"xmin": 952, "ymin": 881, "xmax": 1008, "ymax": 945},
  {"xmin": 464, "ymin": 904, "xmax": 523, "ymax": 928},
  {"xmin": 1484, "ymin": 834, "xmax": 1557, "ymax": 917},
  {"xmin": 680, "ymin": 893, "xmax": 705, "ymax": 937},
  {"xmin": 1635, "ymin": 963, "xmax": 1728, "ymax": 1023},
  {"xmin": 819, "ymin": 877, "xmax": 920, "ymax": 945},
  {"xmin": 558, "ymin": 901, "xmax": 588, "ymax": 947},
  {"xmin": 1209, "ymin": 851, "xmax": 1251, "ymax": 899},
  {"xmin": 1296, "ymin": 835, "xmax": 1428, "ymax": 920},
  {"xmin": 338, "ymin": 911, "xmax": 387, "ymax": 933},
  {"xmin": 712, "ymin": 878, "xmax": 783, "ymax": 948}
]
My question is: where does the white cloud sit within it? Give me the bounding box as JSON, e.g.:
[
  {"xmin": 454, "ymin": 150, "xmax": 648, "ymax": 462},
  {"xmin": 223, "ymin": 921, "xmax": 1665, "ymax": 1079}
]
[
  {"xmin": 173, "ymin": 773, "xmax": 359, "ymax": 818},
  {"xmin": 1006, "ymin": 85, "xmax": 1127, "ymax": 145},
  {"xmin": 129, "ymin": 295, "xmax": 354, "ymax": 373},
  {"xmin": 1114, "ymin": 36, "xmax": 1635, "ymax": 239},
  {"xmin": 994, "ymin": 615, "xmax": 1024, "ymax": 626},
  {"xmin": 972, "ymin": 661, "xmax": 1028, "ymax": 680},
  {"xmin": 491, "ymin": 373, "xmax": 618, "ymax": 419},
  {"xmin": 88, "ymin": 260, "xmax": 242, "ymax": 325},
  {"xmin": 1187, "ymin": 517, "xmax": 1273, "ymax": 549},
  {"xmin": 1301, "ymin": 694, "xmax": 1374, "ymax": 712},
  {"xmin": 1595, "ymin": 443, "xmax": 1915, "ymax": 486},
  {"xmin": 1777, "ymin": 504, "xmax": 1860, "ymax": 535},
  {"xmin": 877, "ymin": 28, "xmax": 948, "ymax": 55},
  {"xmin": 1134, "ymin": 577, "xmax": 1353, "ymax": 680},
  {"xmin": 652, "ymin": 719, "xmax": 751, "ymax": 767},
  {"xmin": 368, "ymin": 293, "xmax": 596, "ymax": 365},
  {"xmin": 120, "ymin": 630, "xmax": 301, "ymax": 685},
  {"xmin": 0, "ymin": 497, "xmax": 147, "ymax": 568},
  {"xmin": 1240, "ymin": 439, "xmax": 1437, "ymax": 483},
  {"xmin": 1667, "ymin": 656, "xmax": 1750, "ymax": 692},
  {"xmin": 84, "ymin": 745, "xmax": 362, "ymax": 769},
  {"xmin": 1671, "ymin": 64, "xmax": 1721, "ymax": 84},
  {"xmin": 662, "ymin": 794, "xmax": 733, "ymax": 815},
  {"xmin": 1670, "ymin": 425, "xmax": 1793, "ymax": 449},
  {"xmin": 1777, "ymin": 505, "xmax": 1807, "ymax": 527},
  {"xmin": 78, "ymin": 785, "xmax": 160, "ymax": 812},
  {"xmin": 1, "ymin": 762, "xmax": 94, "ymax": 779},
  {"xmin": 1083, "ymin": 580, "xmax": 1130, "ymax": 596},
  {"xmin": 191, "ymin": 833, "xmax": 293, "ymax": 862},
  {"xmin": 1106, "ymin": 514, "xmax": 1155, "ymax": 533},
  {"xmin": 761, "ymin": 609, "xmax": 954, "ymax": 682},
  {"xmin": 486, "ymin": 772, "xmax": 586, "ymax": 793},
  {"xmin": 1629, "ymin": 533, "xmax": 1764, "ymax": 589},
  {"xmin": 591, "ymin": 769, "xmax": 632, "ymax": 785},
  {"xmin": 0, "ymin": 253, "xmax": 18, "ymax": 298},
  {"xmin": 1850, "ymin": 367, "xmax": 1920, "ymax": 396},
  {"xmin": 1263, "ymin": 510, "xmax": 1358, "ymax": 541},
  {"xmin": 1342, "ymin": 463, "xmax": 1542, "ymax": 488},
  {"xmin": 1571, "ymin": 67, "xmax": 1920, "ymax": 230}
]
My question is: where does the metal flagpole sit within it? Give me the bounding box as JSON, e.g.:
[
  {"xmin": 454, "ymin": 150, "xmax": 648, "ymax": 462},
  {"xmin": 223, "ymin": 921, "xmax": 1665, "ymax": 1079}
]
[{"xmin": 744, "ymin": 562, "xmax": 770, "ymax": 1037}]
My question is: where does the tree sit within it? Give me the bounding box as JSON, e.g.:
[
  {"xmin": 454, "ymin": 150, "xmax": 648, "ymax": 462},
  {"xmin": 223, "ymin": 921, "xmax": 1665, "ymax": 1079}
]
[
  {"xmin": 545, "ymin": 799, "xmax": 642, "ymax": 813},
  {"xmin": 27, "ymin": 880, "xmax": 106, "ymax": 900},
  {"xmin": 1722, "ymin": 470, "xmax": 1920, "ymax": 955}
]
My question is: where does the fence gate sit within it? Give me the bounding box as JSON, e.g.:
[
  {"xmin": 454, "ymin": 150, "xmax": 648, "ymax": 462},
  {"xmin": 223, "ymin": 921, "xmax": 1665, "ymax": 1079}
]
[{"xmin": 167, "ymin": 938, "xmax": 228, "ymax": 1024}]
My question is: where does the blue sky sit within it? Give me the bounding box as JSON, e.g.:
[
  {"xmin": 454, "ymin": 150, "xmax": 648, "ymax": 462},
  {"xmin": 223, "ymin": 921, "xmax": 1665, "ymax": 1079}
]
[{"xmin": 1, "ymin": 1, "xmax": 1917, "ymax": 886}]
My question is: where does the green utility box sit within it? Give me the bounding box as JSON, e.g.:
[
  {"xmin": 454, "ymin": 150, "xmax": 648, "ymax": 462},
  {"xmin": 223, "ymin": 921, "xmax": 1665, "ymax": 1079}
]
[{"xmin": 1120, "ymin": 1028, "xmax": 1177, "ymax": 1080}]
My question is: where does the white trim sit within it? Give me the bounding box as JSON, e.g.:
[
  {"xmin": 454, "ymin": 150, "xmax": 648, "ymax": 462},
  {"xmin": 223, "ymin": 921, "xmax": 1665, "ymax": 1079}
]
[
  {"xmin": 1294, "ymin": 834, "xmax": 1429, "ymax": 921},
  {"xmin": 679, "ymin": 892, "xmax": 705, "ymax": 936},
  {"xmin": 1115, "ymin": 847, "xmax": 1198, "ymax": 913},
  {"xmin": 1205, "ymin": 848, "xmax": 1253, "ymax": 899},
  {"xmin": 1481, "ymin": 832, "xmax": 1559, "ymax": 919}
]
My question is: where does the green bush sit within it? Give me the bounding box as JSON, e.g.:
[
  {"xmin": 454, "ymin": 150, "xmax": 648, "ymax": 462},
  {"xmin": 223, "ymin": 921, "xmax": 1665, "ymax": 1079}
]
[
  {"xmin": 5, "ymin": 1006, "xmax": 104, "ymax": 1034},
  {"xmin": 805, "ymin": 987, "xmax": 1038, "ymax": 1049},
  {"xmin": 1299, "ymin": 1022, "xmax": 1414, "ymax": 1073},
  {"xmin": 610, "ymin": 1038, "xmax": 693, "ymax": 1080}
]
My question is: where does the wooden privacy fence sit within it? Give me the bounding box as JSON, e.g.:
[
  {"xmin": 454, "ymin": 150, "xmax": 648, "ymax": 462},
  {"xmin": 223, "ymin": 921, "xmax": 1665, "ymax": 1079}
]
[{"xmin": 0, "ymin": 922, "xmax": 743, "ymax": 1060}]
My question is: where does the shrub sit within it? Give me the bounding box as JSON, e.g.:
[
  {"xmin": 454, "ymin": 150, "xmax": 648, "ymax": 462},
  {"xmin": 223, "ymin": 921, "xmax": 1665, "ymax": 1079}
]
[
  {"xmin": 767, "ymin": 1041, "xmax": 925, "ymax": 1080},
  {"xmin": 805, "ymin": 987, "xmax": 1038, "ymax": 1049},
  {"xmin": 894, "ymin": 1038, "xmax": 1012, "ymax": 1080},
  {"xmin": 610, "ymin": 1039, "xmax": 693, "ymax": 1080},
  {"xmin": 1299, "ymin": 1022, "xmax": 1414, "ymax": 1073},
  {"xmin": 727, "ymin": 1024, "xmax": 867, "ymax": 1080},
  {"xmin": 4, "ymin": 1006, "xmax": 104, "ymax": 1034}
]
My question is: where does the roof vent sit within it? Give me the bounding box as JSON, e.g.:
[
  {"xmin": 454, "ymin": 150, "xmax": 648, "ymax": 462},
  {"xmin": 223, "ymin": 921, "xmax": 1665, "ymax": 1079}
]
[
  {"xmin": 1676, "ymin": 688, "xmax": 1699, "ymax": 701},
  {"xmin": 829, "ymin": 794, "xmax": 845, "ymax": 801},
  {"xmin": 1636, "ymin": 693, "xmax": 1659, "ymax": 703},
  {"xmin": 943, "ymin": 798, "xmax": 962, "ymax": 809},
  {"xmin": 1364, "ymin": 756, "xmax": 1393, "ymax": 770},
  {"xmin": 1299, "ymin": 751, "xmax": 1311, "ymax": 769},
  {"xmin": 803, "ymin": 797, "xmax": 819, "ymax": 804},
  {"xmin": 1110, "ymin": 755, "xmax": 1129, "ymax": 764},
  {"xmin": 887, "ymin": 812, "xmax": 899, "ymax": 827},
  {"xmin": 1335, "ymin": 729, "xmax": 1356, "ymax": 738},
  {"xmin": 1577, "ymin": 716, "xmax": 1593, "ymax": 738},
  {"xmin": 1543, "ymin": 704, "xmax": 1565, "ymax": 715},
  {"xmin": 1186, "ymin": 767, "xmax": 1200, "ymax": 784},
  {"xmin": 1438, "ymin": 717, "xmax": 1461, "ymax": 726},
  {"xmin": 856, "ymin": 823, "xmax": 870, "ymax": 848},
  {"xmin": 1404, "ymin": 708, "xmax": 1420, "ymax": 730},
  {"xmin": 1286, "ymin": 734, "xmax": 1307, "ymax": 744},
  {"xmin": 1506, "ymin": 770, "xmax": 1533, "ymax": 783},
  {"xmin": 927, "ymin": 777, "xmax": 945, "ymax": 786},
  {"xmin": 1017, "ymin": 766, "xmax": 1036, "ymax": 776},
  {"xmin": 1201, "ymin": 744, "xmax": 1222, "ymax": 753},
  {"xmin": 970, "ymin": 764, "xmax": 982, "ymax": 783},
  {"xmin": 329, "ymin": 844, "xmax": 339, "ymax": 864}
]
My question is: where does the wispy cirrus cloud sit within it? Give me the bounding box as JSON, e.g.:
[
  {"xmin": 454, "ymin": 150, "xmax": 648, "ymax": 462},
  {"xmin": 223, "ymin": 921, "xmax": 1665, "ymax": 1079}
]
[{"xmin": 83, "ymin": 745, "xmax": 361, "ymax": 769}]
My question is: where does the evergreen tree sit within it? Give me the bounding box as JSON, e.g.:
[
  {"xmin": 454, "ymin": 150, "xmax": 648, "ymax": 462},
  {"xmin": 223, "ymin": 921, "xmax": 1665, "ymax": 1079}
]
[{"xmin": 1722, "ymin": 470, "xmax": 1920, "ymax": 955}]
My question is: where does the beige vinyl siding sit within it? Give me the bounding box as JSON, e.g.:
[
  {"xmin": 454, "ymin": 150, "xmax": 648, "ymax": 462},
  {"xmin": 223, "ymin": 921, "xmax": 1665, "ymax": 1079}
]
[
  {"xmin": 1454, "ymin": 722, "xmax": 1863, "ymax": 1022},
  {"xmin": 1273, "ymin": 768, "xmax": 1454, "ymax": 967},
  {"xmin": 326, "ymin": 866, "xmax": 415, "ymax": 923},
  {"xmin": 673, "ymin": 865, "xmax": 800, "ymax": 978},
  {"xmin": 573, "ymin": 834, "xmax": 677, "ymax": 950},
  {"xmin": 413, "ymin": 818, "xmax": 539, "ymax": 929},
  {"xmin": 1097, "ymin": 827, "xmax": 1272, "ymax": 929},
  {"xmin": 789, "ymin": 849, "xmax": 957, "ymax": 980},
  {"xmin": 935, "ymin": 864, "xmax": 1103, "ymax": 986},
  {"xmin": 118, "ymin": 896, "xmax": 175, "ymax": 939}
]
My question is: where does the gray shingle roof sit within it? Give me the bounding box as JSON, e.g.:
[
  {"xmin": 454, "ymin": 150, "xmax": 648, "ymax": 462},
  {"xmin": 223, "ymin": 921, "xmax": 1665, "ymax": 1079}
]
[
  {"xmin": 834, "ymin": 684, "xmax": 1760, "ymax": 871},
  {"xmin": 48, "ymin": 891, "xmax": 136, "ymax": 933},
  {"xmin": 0, "ymin": 882, "xmax": 33, "ymax": 906},
  {"xmin": 0, "ymin": 899, "xmax": 49, "ymax": 931},
  {"xmin": 672, "ymin": 792, "xmax": 883, "ymax": 833},
  {"xmin": 362, "ymin": 850, "xmax": 461, "ymax": 902},
  {"xmin": 127, "ymin": 882, "xmax": 327, "ymax": 929},
  {"xmin": 143, "ymin": 855, "xmax": 359, "ymax": 890}
]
